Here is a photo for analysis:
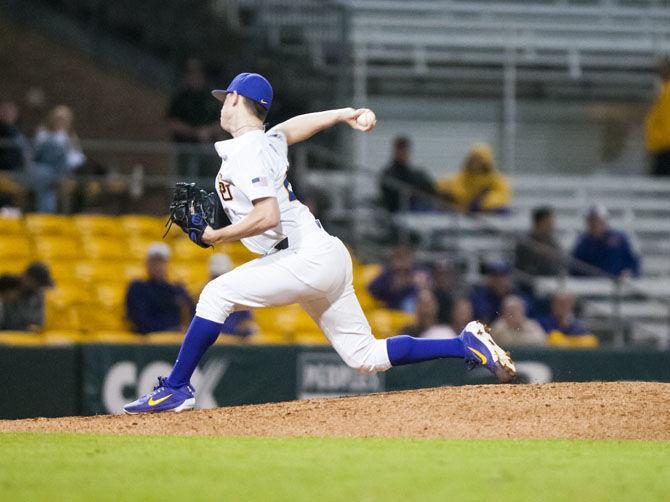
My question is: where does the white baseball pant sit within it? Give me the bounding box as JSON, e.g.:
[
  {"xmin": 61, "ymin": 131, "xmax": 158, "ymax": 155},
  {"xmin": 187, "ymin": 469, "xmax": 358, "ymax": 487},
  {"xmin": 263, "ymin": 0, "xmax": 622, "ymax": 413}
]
[{"xmin": 196, "ymin": 230, "xmax": 392, "ymax": 373}]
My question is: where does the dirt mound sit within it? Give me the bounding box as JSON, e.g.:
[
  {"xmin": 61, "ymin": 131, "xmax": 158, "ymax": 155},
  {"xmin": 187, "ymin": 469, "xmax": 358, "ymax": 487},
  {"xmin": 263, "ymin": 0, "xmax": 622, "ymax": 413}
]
[{"xmin": 2, "ymin": 382, "xmax": 669, "ymax": 440}]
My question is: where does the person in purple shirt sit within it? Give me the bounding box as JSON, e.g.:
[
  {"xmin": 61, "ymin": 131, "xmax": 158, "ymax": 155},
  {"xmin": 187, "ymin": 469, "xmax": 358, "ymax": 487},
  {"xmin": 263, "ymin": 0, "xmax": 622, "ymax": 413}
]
[
  {"xmin": 539, "ymin": 291, "xmax": 592, "ymax": 337},
  {"xmin": 126, "ymin": 243, "xmax": 194, "ymax": 334},
  {"xmin": 571, "ymin": 205, "xmax": 640, "ymax": 279},
  {"xmin": 367, "ymin": 245, "xmax": 419, "ymax": 311}
]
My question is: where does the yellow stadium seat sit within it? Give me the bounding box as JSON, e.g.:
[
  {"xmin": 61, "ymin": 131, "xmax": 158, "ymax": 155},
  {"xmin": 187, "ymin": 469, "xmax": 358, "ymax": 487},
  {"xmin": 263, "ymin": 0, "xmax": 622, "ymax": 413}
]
[
  {"xmin": 74, "ymin": 261, "xmax": 128, "ymax": 283},
  {"xmin": 548, "ymin": 331, "xmax": 599, "ymax": 348},
  {"xmin": 126, "ymin": 236, "xmax": 162, "ymax": 261},
  {"xmin": 0, "ymin": 332, "xmax": 45, "ymax": 346},
  {"xmin": 121, "ymin": 261, "xmax": 145, "ymax": 282},
  {"xmin": 145, "ymin": 332, "xmax": 184, "ymax": 344},
  {"xmin": 49, "ymin": 261, "xmax": 79, "ymax": 282},
  {"xmin": 44, "ymin": 304, "xmax": 80, "ymax": 331},
  {"xmin": 46, "ymin": 281, "xmax": 91, "ymax": 307},
  {"xmin": 253, "ymin": 331, "xmax": 289, "ymax": 344},
  {"xmin": 94, "ymin": 281, "xmax": 128, "ymax": 310},
  {"xmin": 254, "ymin": 305, "xmax": 318, "ymax": 336},
  {"xmin": 120, "ymin": 215, "xmax": 166, "ymax": 240},
  {"xmin": 293, "ymin": 331, "xmax": 329, "ymax": 345},
  {"xmin": 220, "ymin": 242, "xmax": 256, "ymax": 265},
  {"xmin": 72, "ymin": 215, "xmax": 122, "ymax": 237},
  {"xmin": 0, "ymin": 235, "xmax": 33, "ymax": 260},
  {"xmin": 43, "ymin": 330, "xmax": 84, "ymax": 345},
  {"xmin": 0, "ymin": 217, "xmax": 22, "ymax": 235},
  {"xmin": 76, "ymin": 305, "xmax": 130, "ymax": 332},
  {"xmin": 25, "ymin": 214, "xmax": 74, "ymax": 236},
  {"xmin": 85, "ymin": 331, "xmax": 144, "ymax": 344},
  {"xmin": 34, "ymin": 235, "xmax": 80, "ymax": 261},
  {"xmin": 0, "ymin": 258, "xmax": 31, "ymax": 275},
  {"xmin": 368, "ymin": 309, "xmax": 414, "ymax": 338},
  {"xmin": 171, "ymin": 262, "xmax": 208, "ymax": 297},
  {"xmin": 254, "ymin": 306, "xmax": 287, "ymax": 331},
  {"xmin": 82, "ymin": 237, "xmax": 127, "ymax": 260},
  {"xmin": 172, "ymin": 236, "xmax": 213, "ymax": 262}
]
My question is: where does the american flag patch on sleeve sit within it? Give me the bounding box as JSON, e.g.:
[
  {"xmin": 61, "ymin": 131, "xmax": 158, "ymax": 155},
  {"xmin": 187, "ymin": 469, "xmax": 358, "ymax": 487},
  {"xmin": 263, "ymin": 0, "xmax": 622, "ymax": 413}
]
[{"xmin": 251, "ymin": 176, "xmax": 269, "ymax": 186}]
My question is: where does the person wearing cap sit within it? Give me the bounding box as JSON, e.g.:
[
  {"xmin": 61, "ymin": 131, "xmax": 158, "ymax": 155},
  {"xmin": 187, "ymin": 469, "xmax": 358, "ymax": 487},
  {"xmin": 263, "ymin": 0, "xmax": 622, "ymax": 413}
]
[
  {"xmin": 571, "ymin": 205, "xmax": 640, "ymax": 278},
  {"xmin": 125, "ymin": 243, "xmax": 194, "ymax": 334},
  {"xmin": 206, "ymin": 253, "xmax": 258, "ymax": 339},
  {"xmin": 436, "ymin": 143, "xmax": 512, "ymax": 214},
  {"xmin": 0, "ymin": 262, "xmax": 53, "ymax": 331}
]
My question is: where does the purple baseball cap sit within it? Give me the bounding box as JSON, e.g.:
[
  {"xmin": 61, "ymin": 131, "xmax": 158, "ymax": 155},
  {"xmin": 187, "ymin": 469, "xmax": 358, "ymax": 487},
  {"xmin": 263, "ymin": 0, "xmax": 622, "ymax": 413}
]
[{"xmin": 212, "ymin": 72, "xmax": 273, "ymax": 110}]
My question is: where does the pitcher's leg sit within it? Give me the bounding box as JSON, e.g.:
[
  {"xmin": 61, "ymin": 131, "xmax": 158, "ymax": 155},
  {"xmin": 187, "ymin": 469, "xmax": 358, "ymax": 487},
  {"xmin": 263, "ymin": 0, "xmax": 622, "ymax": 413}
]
[
  {"xmin": 301, "ymin": 287, "xmax": 392, "ymax": 373},
  {"xmin": 169, "ymin": 253, "xmax": 321, "ymax": 388}
]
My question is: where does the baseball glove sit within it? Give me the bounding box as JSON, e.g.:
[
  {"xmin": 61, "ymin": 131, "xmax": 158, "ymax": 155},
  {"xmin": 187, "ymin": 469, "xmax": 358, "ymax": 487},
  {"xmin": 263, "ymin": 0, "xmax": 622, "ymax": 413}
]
[{"xmin": 164, "ymin": 182, "xmax": 220, "ymax": 248}]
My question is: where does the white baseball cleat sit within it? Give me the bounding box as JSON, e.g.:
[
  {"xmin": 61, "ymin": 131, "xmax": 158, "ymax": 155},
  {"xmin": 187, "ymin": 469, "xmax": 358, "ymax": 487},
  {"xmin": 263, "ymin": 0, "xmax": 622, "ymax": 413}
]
[{"xmin": 459, "ymin": 321, "xmax": 517, "ymax": 383}]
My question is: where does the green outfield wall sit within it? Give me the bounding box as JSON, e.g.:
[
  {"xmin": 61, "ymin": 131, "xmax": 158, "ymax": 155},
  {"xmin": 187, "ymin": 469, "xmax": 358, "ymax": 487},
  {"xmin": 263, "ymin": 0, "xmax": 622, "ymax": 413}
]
[{"xmin": 1, "ymin": 344, "xmax": 669, "ymax": 419}]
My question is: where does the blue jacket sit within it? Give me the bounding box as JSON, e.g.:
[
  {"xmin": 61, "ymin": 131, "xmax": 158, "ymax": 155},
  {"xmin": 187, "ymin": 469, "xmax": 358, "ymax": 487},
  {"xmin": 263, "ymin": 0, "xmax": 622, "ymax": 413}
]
[
  {"xmin": 126, "ymin": 279, "xmax": 194, "ymax": 334},
  {"xmin": 571, "ymin": 229, "xmax": 640, "ymax": 277}
]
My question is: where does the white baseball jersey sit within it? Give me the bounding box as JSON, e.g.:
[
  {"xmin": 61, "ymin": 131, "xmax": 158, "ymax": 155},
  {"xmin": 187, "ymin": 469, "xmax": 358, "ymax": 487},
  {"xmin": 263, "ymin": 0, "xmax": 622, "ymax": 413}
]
[{"xmin": 213, "ymin": 128, "xmax": 317, "ymax": 255}]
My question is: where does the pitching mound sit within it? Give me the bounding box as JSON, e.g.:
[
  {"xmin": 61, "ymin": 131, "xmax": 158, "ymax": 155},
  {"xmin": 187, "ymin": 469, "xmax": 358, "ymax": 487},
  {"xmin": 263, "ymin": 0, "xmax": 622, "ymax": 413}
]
[{"xmin": 2, "ymin": 382, "xmax": 668, "ymax": 440}]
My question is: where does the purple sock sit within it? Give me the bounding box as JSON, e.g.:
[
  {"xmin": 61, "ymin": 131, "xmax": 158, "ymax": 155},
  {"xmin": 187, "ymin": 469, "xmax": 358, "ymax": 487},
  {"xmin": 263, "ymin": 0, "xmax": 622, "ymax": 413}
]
[
  {"xmin": 167, "ymin": 316, "xmax": 223, "ymax": 388},
  {"xmin": 386, "ymin": 335, "xmax": 465, "ymax": 366}
]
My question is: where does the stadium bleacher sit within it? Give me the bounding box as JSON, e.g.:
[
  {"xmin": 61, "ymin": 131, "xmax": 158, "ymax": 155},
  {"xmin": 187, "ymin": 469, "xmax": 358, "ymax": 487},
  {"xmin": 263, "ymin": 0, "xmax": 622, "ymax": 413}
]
[{"xmin": 0, "ymin": 214, "xmax": 407, "ymax": 346}]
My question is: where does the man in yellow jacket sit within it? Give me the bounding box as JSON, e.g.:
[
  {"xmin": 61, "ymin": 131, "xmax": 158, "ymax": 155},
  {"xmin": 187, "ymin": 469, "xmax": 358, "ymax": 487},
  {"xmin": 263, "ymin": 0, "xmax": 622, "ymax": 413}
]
[
  {"xmin": 437, "ymin": 143, "xmax": 511, "ymax": 213},
  {"xmin": 645, "ymin": 57, "xmax": 670, "ymax": 176}
]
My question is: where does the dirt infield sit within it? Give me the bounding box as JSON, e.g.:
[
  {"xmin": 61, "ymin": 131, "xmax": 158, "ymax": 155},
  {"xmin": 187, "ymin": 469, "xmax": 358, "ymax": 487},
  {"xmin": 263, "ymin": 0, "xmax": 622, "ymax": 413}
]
[{"xmin": 2, "ymin": 382, "xmax": 669, "ymax": 439}]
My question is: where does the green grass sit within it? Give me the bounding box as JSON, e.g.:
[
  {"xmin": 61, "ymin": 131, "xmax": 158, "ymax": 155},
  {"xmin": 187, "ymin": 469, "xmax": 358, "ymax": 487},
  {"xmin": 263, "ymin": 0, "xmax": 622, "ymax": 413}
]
[{"xmin": 0, "ymin": 434, "xmax": 668, "ymax": 502}]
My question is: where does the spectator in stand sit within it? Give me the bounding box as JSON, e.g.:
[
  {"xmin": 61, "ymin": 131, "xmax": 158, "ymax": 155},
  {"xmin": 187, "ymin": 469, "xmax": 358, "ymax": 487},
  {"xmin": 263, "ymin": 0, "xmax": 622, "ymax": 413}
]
[
  {"xmin": 0, "ymin": 274, "xmax": 21, "ymax": 329},
  {"xmin": 515, "ymin": 206, "xmax": 564, "ymax": 277},
  {"xmin": 167, "ymin": 58, "xmax": 222, "ymax": 178},
  {"xmin": 469, "ymin": 261, "xmax": 528, "ymax": 325},
  {"xmin": 437, "ymin": 143, "xmax": 511, "ymax": 214},
  {"xmin": 645, "ymin": 56, "xmax": 670, "ymax": 176},
  {"xmin": 367, "ymin": 245, "xmax": 419, "ymax": 311},
  {"xmin": 399, "ymin": 288, "xmax": 455, "ymax": 338},
  {"xmin": 0, "ymin": 262, "xmax": 53, "ymax": 331},
  {"xmin": 208, "ymin": 253, "xmax": 258, "ymax": 340},
  {"xmin": 539, "ymin": 291, "xmax": 597, "ymax": 347},
  {"xmin": 571, "ymin": 205, "xmax": 640, "ymax": 279},
  {"xmin": 126, "ymin": 243, "xmax": 194, "ymax": 334},
  {"xmin": 31, "ymin": 105, "xmax": 85, "ymax": 213},
  {"xmin": 492, "ymin": 295, "xmax": 547, "ymax": 347},
  {"xmin": 0, "ymin": 100, "xmax": 31, "ymax": 209},
  {"xmin": 379, "ymin": 136, "xmax": 435, "ymax": 213}
]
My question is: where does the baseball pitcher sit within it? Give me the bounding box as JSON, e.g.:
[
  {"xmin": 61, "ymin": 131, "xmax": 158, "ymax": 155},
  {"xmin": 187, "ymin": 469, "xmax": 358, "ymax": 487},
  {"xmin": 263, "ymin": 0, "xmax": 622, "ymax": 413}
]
[{"xmin": 124, "ymin": 73, "xmax": 516, "ymax": 414}]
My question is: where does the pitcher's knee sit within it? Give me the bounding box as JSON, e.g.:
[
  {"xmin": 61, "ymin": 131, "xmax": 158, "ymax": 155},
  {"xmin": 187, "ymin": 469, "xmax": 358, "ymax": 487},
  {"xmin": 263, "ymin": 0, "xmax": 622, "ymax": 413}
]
[
  {"xmin": 195, "ymin": 280, "xmax": 233, "ymax": 324},
  {"xmin": 338, "ymin": 337, "xmax": 391, "ymax": 373}
]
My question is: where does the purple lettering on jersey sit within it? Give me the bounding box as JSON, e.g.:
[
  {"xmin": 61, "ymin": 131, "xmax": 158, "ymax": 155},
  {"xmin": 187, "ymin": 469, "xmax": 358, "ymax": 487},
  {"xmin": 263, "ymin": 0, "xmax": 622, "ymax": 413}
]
[{"xmin": 252, "ymin": 176, "xmax": 268, "ymax": 186}]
